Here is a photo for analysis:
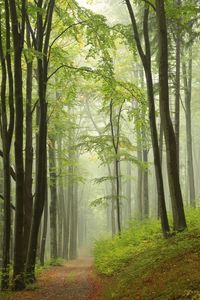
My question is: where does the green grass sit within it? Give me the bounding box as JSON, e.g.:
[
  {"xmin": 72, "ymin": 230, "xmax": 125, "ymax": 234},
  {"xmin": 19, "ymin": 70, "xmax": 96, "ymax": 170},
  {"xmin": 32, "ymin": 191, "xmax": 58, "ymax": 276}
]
[
  {"xmin": 94, "ymin": 208, "xmax": 200, "ymax": 299},
  {"xmin": 42, "ymin": 257, "xmax": 65, "ymax": 268}
]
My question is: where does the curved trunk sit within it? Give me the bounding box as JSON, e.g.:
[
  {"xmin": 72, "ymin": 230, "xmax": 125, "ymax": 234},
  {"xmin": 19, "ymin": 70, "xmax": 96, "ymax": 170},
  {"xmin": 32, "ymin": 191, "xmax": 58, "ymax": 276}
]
[
  {"xmin": 125, "ymin": 0, "xmax": 170, "ymax": 236},
  {"xmin": 156, "ymin": 0, "xmax": 186, "ymax": 231}
]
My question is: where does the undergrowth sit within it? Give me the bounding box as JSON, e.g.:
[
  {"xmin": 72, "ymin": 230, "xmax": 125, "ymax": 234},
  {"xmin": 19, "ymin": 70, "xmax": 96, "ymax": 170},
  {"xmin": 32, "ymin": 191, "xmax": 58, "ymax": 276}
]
[{"xmin": 93, "ymin": 208, "xmax": 200, "ymax": 299}]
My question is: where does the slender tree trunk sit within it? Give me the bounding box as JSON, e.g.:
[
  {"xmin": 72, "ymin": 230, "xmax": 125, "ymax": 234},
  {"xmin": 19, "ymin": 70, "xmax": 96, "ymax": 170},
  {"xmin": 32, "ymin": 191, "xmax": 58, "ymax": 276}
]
[
  {"xmin": 69, "ymin": 179, "xmax": 78, "ymax": 260},
  {"xmin": 156, "ymin": 0, "xmax": 186, "ymax": 231},
  {"xmin": 143, "ymin": 149, "xmax": 149, "ymax": 218},
  {"xmin": 68, "ymin": 163, "xmax": 74, "ymax": 259},
  {"xmin": 110, "ymin": 101, "xmax": 123, "ymax": 234},
  {"xmin": 62, "ymin": 191, "xmax": 69, "ymax": 259},
  {"xmin": 25, "ymin": 0, "xmax": 55, "ymax": 281},
  {"xmin": 125, "ymin": 1, "xmax": 170, "ymax": 236},
  {"xmin": 157, "ymin": 124, "xmax": 164, "ymax": 218},
  {"xmin": 174, "ymin": 0, "xmax": 181, "ymax": 171},
  {"xmin": 24, "ymin": 27, "xmax": 33, "ymax": 260},
  {"xmin": 137, "ymin": 134, "xmax": 143, "ymax": 220},
  {"xmin": 86, "ymin": 101, "xmax": 117, "ymax": 235},
  {"xmin": 9, "ymin": 0, "xmax": 26, "ymax": 290},
  {"xmin": 65, "ymin": 182, "xmax": 71, "ymax": 259},
  {"xmin": 182, "ymin": 47, "xmax": 195, "ymax": 207},
  {"xmin": 0, "ymin": 5, "xmax": 13, "ymax": 289},
  {"xmin": 126, "ymin": 162, "xmax": 132, "ymax": 221},
  {"xmin": 48, "ymin": 136, "xmax": 58, "ymax": 260},
  {"xmin": 140, "ymin": 68, "xmax": 149, "ymax": 218},
  {"xmin": 57, "ymin": 137, "xmax": 64, "ymax": 257},
  {"xmin": 40, "ymin": 185, "xmax": 48, "ymax": 266}
]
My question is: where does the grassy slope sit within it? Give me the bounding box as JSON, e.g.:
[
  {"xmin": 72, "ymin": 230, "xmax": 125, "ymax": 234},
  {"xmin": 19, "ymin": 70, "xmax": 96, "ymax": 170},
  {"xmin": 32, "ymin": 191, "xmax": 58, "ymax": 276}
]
[{"xmin": 94, "ymin": 208, "xmax": 200, "ymax": 300}]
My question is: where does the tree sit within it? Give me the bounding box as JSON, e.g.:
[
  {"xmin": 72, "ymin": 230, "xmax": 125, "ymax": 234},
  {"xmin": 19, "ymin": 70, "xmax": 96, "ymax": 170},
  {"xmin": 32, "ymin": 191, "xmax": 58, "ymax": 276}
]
[
  {"xmin": 48, "ymin": 135, "xmax": 58, "ymax": 260},
  {"xmin": 24, "ymin": 25, "xmax": 34, "ymax": 263},
  {"xmin": 155, "ymin": 0, "xmax": 187, "ymax": 231},
  {"xmin": 182, "ymin": 46, "xmax": 196, "ymax": 206},
  {"xmin": 0, "ymin": 0, "xmax": 14, "ymax": 289},
  {"xmin": 109, "ymin": 99, "xmax": 124, "ymax": 234},
  {"xmin": 9, "ymin": 0, "xmax": 26, "ymax": 290},
  {"xmin": 25, "ymin": 0, "xmax": 55, "ymax": 282},
  {"xmin": 125, "ymin": 1, "xmax": 170, "ymax": 236}
]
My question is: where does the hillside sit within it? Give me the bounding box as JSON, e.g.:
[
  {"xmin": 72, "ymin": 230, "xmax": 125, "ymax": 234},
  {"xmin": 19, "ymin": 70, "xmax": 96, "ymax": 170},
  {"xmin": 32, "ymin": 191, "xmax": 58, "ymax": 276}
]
[{"xmin": 93, "ymin": 209, "xmax": 200, "ymax": 300}]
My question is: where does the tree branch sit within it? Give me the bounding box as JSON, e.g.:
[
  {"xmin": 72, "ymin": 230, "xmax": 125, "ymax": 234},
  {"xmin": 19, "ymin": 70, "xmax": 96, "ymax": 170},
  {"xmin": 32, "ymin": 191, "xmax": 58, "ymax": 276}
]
[
  {"xmin": 25, "ymin": 14, "xmax": 37, "ymax": 49},
  {"xmin": 125, "ymin": 0, "xmax": 146, "ymax": 64},
  {"xmin": 0, "ymin": 150, "xmax": 16, "ymax": 181},
  {"xmin": 142, "ymin": 0, "xmax": 156, "ymax": 11},
  {"xmin": 47, "ymin": 64, "xmax": 93, "ymax": 81},
  {"xmin": 48, "ymin": 21, "xmax": 85, "ymax": 62},
  {"xmin": 0, "ymin": 194, "xmax": 16, "ymax": 210}
]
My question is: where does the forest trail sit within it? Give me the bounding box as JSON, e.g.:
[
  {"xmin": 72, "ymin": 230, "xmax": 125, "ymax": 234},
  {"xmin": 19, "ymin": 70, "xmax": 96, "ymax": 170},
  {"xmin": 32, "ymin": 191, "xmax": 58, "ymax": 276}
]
[{"xmin": 8, "ymin": 258, "xmax": 102, "ymax": 300}]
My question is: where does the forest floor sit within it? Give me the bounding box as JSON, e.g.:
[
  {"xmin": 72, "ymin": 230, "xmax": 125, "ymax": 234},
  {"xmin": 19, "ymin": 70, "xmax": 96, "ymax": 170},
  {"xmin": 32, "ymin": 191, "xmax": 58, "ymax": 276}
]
[
  {"xmin": 2, "ymin": 211, "xmax": 200, "ymax": 300},
  {"xmin": 3, "ymin": 258, "xmax": 103, "ymax": 300},
  {"xmin": 3, "ymin": 241, "xmax": 200, "ymax": 300}
]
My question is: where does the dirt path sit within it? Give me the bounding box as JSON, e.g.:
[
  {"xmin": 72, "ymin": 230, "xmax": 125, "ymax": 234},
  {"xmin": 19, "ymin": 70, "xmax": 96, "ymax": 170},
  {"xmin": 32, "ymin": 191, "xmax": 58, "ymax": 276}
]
[{"xmin": 8, "ymin": 258, "xmax": 103, "ymax": 300}]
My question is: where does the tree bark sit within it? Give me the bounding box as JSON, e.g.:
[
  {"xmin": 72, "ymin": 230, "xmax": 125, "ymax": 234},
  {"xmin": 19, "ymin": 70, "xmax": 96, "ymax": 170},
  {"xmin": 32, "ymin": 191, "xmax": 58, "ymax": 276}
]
[
  {"xmin": 25, "ymin": 0, "xmax": 55, "ymax": 281},
  {"xmin": 156, "ymin": 0, "xmax": 186, "ymax": 231},
  {"xmin": 174, "ymin": 0, "xmax": 181, "ymax": 172},
  {"xmin": 137, "ymin": 133, "xmax": 143, "ymax": 220},
  {"xmin": 57, "ymin": 137, "xmax": 64, "ymax": 257},
  {"xmin": 110, "ymin": 100, "xmax": 123, "ymax": 234},
  {"xmin": 125, "ymin": 1, "xmax": 170, "ymax": 236},
  {"xmin": 0, "ymin": 2, "xmax": 14, "ymax": 288},
  {"xmin": 143, "ymin": 149, "xmax": 149, "ymax": 218},
  {"xmin": 126, "ymin": 162, "xmax": 132, "ymax": 221},
  {"xmin": 62, "ymin": 190, "xmax": 70, "ymax": 259},
  {"xmin": 69, "ymin": 179, "xmax": 78, "ymax": 260},
  {"xmin": 24, "ymin": 26, "xmax": 33, "ymax": 260},
  {"xmin": 40, "ymin": 182, "xmax": 48, "ymax": 266},
  {"xmin": 9, "ymin": 0, "xmax": 26, "ymax": 290},
  {"xmin": 48, "ymin": 136, "xmax": 58, "ymax": 260},
  {"xmin": 182, "ymin": 47, "xmax": 195, "ymax": 207}
]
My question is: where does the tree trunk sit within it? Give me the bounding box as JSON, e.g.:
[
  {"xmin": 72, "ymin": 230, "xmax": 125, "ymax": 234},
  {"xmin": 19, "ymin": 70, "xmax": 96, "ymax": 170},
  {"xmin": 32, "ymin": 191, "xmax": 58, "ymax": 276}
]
[
  {"xmin": 143, "ymin": 149, "xmax": 149, "ymax": 218},
  {"xmin": 69, "ymin": 179, "xmax": 78, "ymax": 260},
  {"xmin": 0, "ymin": 4, "xmax": 13, "ymax": 288},
  {"xmin": 24, "ymin": 27, "xmax": 33, "ymax": 260},
  {"xmin": 63, "ymin": 186, "xmax": 70, "ymax": 260},
  {"xmin": 48, "ymin": 136, "xmax": 58, "ymax": 260},
  {"xmin": 57, "ymin": 137, "xmax": 64, "ymax": 258},
  {"xmin": 126, "ymin": 162, "xmax": 132, "ymax": 221},
  {"xmin": 110, "ymin": 101, "xmax": 123, "ymax": 234},
  {"xmin": 137, "ymin": 135, "xmax": 143, "ymax": 220},
  {"xmin": 40, "ymin": 185, "xmax": 48, "ymax": 266},
  {"xmin": 174, "ymin": 0, "xmax": 181, "ymax": 171},
  {"xmin": 125, "ymin": 1, "xmax": 170, "ymax": 236},
  {"xmin": 141, "ymin": 69, "xmax": 149, "ymax": 219},
  {"xmin": 25, "ymin": 0, "xmax": 55, "ymax": 281},
  {"xmin": 182, "ymin": 47, "xmax": 195, "ymax": 207},
  {"xmin": 9, "ymin": 0, "xmax": 26, "ymax": 290},
  {"xmin": 156, "ymin": 0, "xmax": 186, "ymax": 231}
]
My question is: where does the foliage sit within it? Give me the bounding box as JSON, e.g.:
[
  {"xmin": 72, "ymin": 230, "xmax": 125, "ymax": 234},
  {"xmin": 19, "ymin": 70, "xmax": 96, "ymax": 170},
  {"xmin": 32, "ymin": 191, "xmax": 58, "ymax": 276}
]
[
  {"xmin": 93, "ymin": 217, "xmax": 161, "ymax": 275},
  {"xmin": 44, "ymin": 257, "xmax": 65, "ymax": 267},
  {"xmin": 94, "ymin": 208, "xmax": 200, "ymax": 276},
  {"xmin": 93, "ymin": 208, "xmax": 200, "ymax": 299}
]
